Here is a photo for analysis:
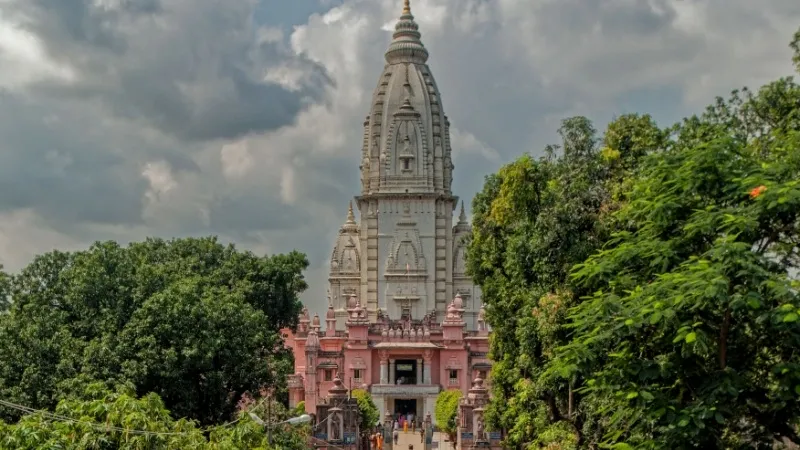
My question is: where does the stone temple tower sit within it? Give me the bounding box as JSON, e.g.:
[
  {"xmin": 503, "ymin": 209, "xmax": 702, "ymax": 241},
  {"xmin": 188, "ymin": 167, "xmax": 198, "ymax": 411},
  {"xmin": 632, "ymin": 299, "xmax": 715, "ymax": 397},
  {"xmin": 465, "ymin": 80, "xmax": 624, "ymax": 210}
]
[{"xmin": 328, "ymin": 0, "xmax": 482, "ymax": 329}]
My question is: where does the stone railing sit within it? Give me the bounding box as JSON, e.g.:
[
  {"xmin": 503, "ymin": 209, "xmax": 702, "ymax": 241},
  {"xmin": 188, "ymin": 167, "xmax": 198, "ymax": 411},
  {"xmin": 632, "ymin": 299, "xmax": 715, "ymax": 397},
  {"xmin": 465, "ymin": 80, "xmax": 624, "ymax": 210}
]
[{"xmin": 370, "ymin": 385, "xmax": 441, "ymax": 397}]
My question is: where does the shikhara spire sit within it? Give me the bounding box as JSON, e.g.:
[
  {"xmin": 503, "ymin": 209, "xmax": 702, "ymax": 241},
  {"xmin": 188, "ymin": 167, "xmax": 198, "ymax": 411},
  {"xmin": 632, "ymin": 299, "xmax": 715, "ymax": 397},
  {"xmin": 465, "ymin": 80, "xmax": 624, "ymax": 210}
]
[{"xmin": 328, "ymin": 0, "xmax": 478, "ymax": 327}]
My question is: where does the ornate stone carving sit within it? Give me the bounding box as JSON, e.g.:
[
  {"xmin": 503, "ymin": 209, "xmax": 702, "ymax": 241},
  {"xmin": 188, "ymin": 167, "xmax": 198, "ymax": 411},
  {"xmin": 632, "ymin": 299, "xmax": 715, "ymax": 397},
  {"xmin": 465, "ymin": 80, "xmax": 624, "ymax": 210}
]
[
  {"xmin": 453, "ymin": 245, "xmax": 466, "ymax": 274},
  {"xmin": 360, "ymin": 156, "xmax": 370, "ymax": 187},
  {"xmin": 384, "ymin": 225, "xmax": 427, "ymax": 274}
]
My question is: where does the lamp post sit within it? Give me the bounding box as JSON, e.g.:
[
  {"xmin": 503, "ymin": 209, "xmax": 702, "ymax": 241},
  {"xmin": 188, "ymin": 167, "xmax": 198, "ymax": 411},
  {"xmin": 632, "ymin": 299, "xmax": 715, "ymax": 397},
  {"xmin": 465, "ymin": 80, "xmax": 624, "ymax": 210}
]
[{"xmin": 249, "ymin": 411, "xmax": 313, "ymax": 444}]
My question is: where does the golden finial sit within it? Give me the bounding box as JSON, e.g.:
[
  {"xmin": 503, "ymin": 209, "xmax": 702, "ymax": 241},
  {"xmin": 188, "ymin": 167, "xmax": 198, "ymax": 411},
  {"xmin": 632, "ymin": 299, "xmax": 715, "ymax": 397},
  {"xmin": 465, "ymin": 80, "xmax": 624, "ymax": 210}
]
[{"xmin": 403, "ymin": 0, "xmax": 411, "ymax": 14}]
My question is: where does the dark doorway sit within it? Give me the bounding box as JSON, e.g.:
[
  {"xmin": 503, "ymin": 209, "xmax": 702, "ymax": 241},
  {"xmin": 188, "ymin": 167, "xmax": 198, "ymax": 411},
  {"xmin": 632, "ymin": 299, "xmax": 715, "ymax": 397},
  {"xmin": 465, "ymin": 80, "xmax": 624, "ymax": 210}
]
[
  {"xmin": 395, "ymin": 359, "xmax": 417, "ymax": 384},
  {"xmin": 395, "ymin": 398, "xmax": 417, "ymax": 417}
]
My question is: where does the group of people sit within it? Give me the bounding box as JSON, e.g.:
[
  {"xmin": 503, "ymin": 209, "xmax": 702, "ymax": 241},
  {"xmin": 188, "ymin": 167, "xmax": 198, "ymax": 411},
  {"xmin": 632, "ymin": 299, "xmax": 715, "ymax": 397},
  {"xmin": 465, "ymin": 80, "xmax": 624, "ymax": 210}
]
[
  {"xmin": 368, "ymin": 430, "xmax": 418, "ymax": 450},
  {"xmin": 368, "ymin": 430, "xmax": 385, "ymax": 450},
  {"xmin": 368, "ymin": 412, "xmax": 427, "ymax": 449}
]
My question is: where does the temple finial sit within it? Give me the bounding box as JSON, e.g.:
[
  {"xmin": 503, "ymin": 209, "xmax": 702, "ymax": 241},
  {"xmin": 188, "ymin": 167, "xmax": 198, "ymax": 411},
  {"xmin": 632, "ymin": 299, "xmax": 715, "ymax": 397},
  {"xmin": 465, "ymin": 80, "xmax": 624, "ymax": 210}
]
[
  {"xmin": 459, "ymin": 201, "xmax": 467, "ymax": 223},
  {"xmin": 403, "ymin": 0, "xmax": 411, "ymax": 15},
  {"xmin": 347, "ymin": 201, "xmax": 355, "ymax": 223}
]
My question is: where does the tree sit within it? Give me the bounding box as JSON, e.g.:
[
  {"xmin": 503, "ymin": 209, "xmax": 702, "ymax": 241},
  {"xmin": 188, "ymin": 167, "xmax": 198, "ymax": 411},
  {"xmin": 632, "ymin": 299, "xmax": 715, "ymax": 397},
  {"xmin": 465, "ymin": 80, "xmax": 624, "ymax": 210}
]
[
  {"xmin": 0, "ymin": 237, "xmax": 309, "ymax": 426},
  {"xmin": 352, "ymin": 389, "xmax": 379, "ymax": 434},
  {"xmin": 0, "ymin": 265, "xmax": 8, "ymax": 312},
  {"xmin": 548, "ymin": 85, "xmax": 800, "ymax": 449},
  {"xmin": 434, "ymin": 389, "xmax": 462, "ymax": 447},
  {"xmin": 0, "ymin": 383, "xmax": 309, "ymax": 450},
  {"xmin": 467, "ymin": 115, "xmax": 665, "ymax": 448}
]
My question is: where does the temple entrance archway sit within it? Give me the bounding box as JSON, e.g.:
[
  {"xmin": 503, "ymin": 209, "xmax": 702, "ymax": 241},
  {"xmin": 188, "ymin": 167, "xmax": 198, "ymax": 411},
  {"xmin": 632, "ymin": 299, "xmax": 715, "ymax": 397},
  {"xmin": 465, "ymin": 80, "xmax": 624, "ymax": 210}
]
[{"xmin": 394, "ymin": 398, "xmax": 417, "ymax": 417}]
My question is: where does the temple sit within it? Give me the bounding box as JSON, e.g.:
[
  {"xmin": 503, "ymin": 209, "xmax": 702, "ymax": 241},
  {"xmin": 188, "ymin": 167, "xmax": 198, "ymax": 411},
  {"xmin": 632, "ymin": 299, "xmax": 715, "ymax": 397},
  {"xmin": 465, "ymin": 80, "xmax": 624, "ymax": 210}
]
[{"xmin": 283, "ymin": 0, "xmax": 491, "ymax": 429}]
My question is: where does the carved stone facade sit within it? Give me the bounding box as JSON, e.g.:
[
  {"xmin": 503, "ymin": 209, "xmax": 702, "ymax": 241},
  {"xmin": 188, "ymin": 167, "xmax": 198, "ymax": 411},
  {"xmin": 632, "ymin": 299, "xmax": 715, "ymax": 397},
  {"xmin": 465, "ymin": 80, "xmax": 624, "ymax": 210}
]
[
  {"xmin": 286, "ymin": 293, "xmax": 492, "ymax": 430},
  {"xmin": 458, "ymin": 378, "xmax": 502, "ymax": 449},
  {"xmin": 313, "ymin": 377, "xmax": 360, "ymax": 449},
  {"xmin": 321, "ymin": 0, "xmax": 482, "ymax": 330},
  {"xmin": 283, "ymin": 0, "xmax": 492, "ymax": 432}
]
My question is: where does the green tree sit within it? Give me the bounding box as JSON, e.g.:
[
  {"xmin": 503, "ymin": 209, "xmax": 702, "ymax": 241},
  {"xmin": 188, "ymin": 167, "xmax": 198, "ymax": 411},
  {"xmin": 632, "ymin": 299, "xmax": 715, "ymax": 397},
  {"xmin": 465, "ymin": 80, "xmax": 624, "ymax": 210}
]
[
  {"xmin": 536, "ymin": 29, "xmax": 800, "ymax": 450},
  {"xmin": 549, "ymin": 88, "xmax": 800, "ymax": 450},
  {"xmin": 0, "ymin": 265, "xmax": 8, "ymax": 312},
  {"xmin": 0, "ymin": 383, "xmax": 308, "ymax": 450},
  {"xmin": 467, "ymin": 115, "xmax": 665, "ymax": 448},
  {"xmin": 0, "ymin": 237, "xmax": 308, "ymax": 426},
  {"xmin": 352, "ymin": 389, "xmax": 380, "ymax": 434},
  {"xmin": 434, "ymin": 389, "xmax": 462, "ymax": 447}
]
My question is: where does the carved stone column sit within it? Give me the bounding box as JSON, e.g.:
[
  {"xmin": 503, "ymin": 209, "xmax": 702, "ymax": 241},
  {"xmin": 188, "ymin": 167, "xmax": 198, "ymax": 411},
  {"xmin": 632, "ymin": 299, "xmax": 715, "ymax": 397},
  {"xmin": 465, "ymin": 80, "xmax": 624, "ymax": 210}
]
[
  {"xmin": 389, "ymin": 359, "xmax": 396, "ymax": 384},
  {"xmin": 422, "ymin": 350, "xmax": 433, "ymax": 385},
  {"xmin": 416, "ymin": 359, "xmax": 423, "ymax": 385},
  {"xmin": 380, "ymin": 351, "xmax": 389, "ymax": 384}
]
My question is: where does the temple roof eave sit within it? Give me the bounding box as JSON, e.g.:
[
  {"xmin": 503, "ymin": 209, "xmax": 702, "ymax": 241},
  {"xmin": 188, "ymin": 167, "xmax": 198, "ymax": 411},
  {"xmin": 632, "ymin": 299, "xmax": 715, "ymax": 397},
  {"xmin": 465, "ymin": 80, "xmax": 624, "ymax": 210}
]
[
  {"xmin": 355, "ymin": 193, "xmax": 458, "ymax": 203},
  {"xmin": 372, "ymin": 342, "xmax": 441, "ymax": 349}
]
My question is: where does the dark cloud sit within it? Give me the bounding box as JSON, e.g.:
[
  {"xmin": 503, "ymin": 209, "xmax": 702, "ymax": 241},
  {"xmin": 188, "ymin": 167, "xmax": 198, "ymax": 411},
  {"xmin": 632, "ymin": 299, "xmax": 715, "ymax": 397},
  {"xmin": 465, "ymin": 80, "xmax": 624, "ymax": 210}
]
[
  {"xmin": 9, "ymin": 0, "xmax": 329, "ymax": 141},
  {"xmin": 0, "ymin": 93, "xmax": 146, "ymax": 227},
  {"xmin": 208, "ymin": 192, "xmax": 312, "ymax": 233},
  {"xmin": 0, "ymin": 0, "xmax": 332, "ymax": 240}
]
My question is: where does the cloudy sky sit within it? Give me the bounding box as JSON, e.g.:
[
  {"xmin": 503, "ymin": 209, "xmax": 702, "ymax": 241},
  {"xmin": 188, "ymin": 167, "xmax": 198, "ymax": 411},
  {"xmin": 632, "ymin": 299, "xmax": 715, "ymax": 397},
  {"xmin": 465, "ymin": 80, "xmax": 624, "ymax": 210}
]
[{"xmin": 0, "ymin": 0, "xmax": 798, "ymax": 317}]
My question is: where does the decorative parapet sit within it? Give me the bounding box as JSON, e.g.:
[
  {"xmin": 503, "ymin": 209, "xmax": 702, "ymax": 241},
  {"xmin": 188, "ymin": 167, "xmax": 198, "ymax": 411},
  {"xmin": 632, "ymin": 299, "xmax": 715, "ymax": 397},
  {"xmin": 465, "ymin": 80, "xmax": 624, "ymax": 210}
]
[{"xmin": 370, "ymin": 384, "xmax": 441, "ymax": 397}]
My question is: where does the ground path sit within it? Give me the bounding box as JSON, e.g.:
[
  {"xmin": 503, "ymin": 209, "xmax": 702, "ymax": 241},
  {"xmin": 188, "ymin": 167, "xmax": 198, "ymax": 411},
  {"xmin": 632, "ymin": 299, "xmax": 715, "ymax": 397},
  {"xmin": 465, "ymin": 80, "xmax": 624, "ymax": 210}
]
[{"xmin": 394, "ymin": 430, "xmax": 455, "ymax": 449}]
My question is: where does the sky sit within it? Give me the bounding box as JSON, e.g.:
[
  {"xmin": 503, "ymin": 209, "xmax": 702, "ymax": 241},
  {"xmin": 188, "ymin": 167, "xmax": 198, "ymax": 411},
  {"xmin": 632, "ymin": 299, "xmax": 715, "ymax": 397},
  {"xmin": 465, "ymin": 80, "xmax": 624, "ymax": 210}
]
[{"xmin": 0, "ymin": 0, "xmax": 799, "ymax": 319}]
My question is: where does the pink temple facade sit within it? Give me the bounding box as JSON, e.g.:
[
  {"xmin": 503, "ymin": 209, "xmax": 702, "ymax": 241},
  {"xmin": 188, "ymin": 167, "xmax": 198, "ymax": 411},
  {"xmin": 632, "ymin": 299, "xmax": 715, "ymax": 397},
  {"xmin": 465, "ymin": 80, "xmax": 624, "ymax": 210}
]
[{"xmin": 283, "ymin": 295, "xmax": 490, "ymax": 425}]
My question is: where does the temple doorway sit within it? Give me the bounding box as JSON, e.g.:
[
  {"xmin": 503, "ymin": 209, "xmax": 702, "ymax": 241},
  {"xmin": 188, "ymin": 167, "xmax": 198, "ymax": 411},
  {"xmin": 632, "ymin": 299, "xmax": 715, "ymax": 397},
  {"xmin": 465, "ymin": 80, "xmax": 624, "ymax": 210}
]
[
  {"xmin": 394, "ymin": 399, "xmax": 417, "ymax": 418},
  {"xmin": 394, "ymin": 359, "xmax": 417, "ymax": 384}
]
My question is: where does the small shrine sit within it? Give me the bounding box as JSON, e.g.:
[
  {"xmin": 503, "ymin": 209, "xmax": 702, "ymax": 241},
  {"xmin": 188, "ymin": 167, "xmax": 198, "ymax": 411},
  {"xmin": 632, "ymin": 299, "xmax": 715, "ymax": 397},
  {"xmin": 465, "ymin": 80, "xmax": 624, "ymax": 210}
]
[
  {"xmin": 458, "ymin": 377, "xmax": 502, "ymax": 449},
  {"xmin": 313, "ymin": 377, "xmax": 360, "ymax": 449}
]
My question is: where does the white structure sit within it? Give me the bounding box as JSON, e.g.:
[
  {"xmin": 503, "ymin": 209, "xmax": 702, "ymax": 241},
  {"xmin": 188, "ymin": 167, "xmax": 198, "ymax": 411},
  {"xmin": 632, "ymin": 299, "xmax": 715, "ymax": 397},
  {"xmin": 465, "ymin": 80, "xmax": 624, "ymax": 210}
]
[{"xmin": 327, "ymin": 0, "xmax": 482, "ymax": 330}]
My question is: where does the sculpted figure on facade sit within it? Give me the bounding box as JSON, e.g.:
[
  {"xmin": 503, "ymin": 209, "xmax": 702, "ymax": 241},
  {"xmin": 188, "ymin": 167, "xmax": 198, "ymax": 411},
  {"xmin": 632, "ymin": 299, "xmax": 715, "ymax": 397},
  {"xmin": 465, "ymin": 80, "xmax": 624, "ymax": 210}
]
[{"xmin": 360, "ymin": 156, "xmax": 370, "ymax": 187}]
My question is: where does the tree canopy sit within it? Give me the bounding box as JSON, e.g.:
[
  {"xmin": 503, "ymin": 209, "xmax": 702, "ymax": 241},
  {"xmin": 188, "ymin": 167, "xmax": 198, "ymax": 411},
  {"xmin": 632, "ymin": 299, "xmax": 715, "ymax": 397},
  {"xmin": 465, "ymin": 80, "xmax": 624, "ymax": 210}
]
[
  {"xmin": 0, "ymin": 237, "xmax": 308, "ymax": 426},
  {"xmin": 468, "ymin": 26, "xmax": 800, "ymax": 450},
  {"xmin": 0, "ymin": 266, "xmax": 8, "ymax": 313},
  {"xmin": 434, "ymin": 389, "xmax": 462, "ymax": 445},
  {"xmin": 352, "ymin": 389, "xmax": 380, "ymax": 434},
  {"xmin": 0, "ymin": 383, "xmax": 309, "ymax": 450}
]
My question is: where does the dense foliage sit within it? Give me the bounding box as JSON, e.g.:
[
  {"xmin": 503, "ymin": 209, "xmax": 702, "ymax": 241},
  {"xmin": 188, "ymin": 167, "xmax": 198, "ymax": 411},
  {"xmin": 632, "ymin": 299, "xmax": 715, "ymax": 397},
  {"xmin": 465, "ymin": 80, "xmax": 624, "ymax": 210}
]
[
  {"xmin": 352, "ymin": 389, "xmax": 380, "ymax": 434},
  {"xmin": 434, "ymin": 389, "xmax": 462, "ymax": 445},
  {"xmin": 0, "ymin": 383, "xmax": 309, "ymax": 450},
  {"xmin": 0, "ymin": 266, "xmax": 8, "ymax": 312},
  {"xmin": 0, "ymin": 237, "xmax": 308, "ymax": 426},
  {"xmin": 468, "ymin": 27, "xmax": 800, "ymax": 450},
  {"xmin": 468, "ymin": 114, "xmax": 664, "ymax": 448}
]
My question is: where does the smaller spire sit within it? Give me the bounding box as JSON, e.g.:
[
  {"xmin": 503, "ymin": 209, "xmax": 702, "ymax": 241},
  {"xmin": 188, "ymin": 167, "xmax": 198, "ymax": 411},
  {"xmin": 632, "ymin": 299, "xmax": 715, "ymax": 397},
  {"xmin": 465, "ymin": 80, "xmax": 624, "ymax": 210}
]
[
  {"xmin": 459, "ymin": 201, "xmax": 467, "ymax": 224},
  {"xmin": 340, "ymin": 201, "xmax": 359, "ymax": 233},
  {"xmin": 347, "ymin": 201, "xmax": 356, "ymax": 224},
  {"xmin": 403, "ymin": 0, "xmax": 411, "ymax": 15}
]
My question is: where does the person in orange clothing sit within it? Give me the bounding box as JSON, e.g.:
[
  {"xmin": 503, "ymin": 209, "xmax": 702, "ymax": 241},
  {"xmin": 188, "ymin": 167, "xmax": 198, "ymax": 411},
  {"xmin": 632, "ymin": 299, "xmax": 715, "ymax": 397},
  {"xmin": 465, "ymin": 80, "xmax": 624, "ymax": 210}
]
[{"xmin": 377, "ymin": 432, "xmax": 383, "ymax": 450}]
